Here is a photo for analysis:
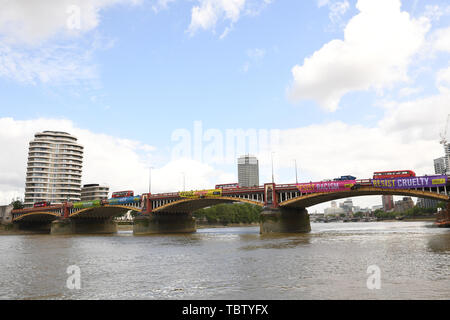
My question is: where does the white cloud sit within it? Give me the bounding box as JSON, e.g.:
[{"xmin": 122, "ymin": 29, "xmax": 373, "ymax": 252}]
[
  {"xmin": 431, "ymin": 26, "xmax": 450, "ymax": 53},
  {"xmin": 152, "ymin": 0, "xmax": 176, "ymax": 13},
  {"xmin": 188, "ymin": 0, "xmax": 245, "ymax": 35},
  {"xmin": 289, "ymin": 0, "xmax": 430, "ymax": 112},
  {"xmin": 436, "ymin": 65, "xmax": 450, "ymax": 92},
  {"xmin": 0, "ymin": 0, "xmax": 142, "ymax": 45},
  {"xmin": 0, "ymin": 0, "xmax": 141, "ymax": 86},
  {"xmin": 328, "ymin": 1, "xmax": 350, "ymax": 24},
  {"xmin": 0, "ymin": 117, "xmax": 234, "ymax": 204},
  {"xmin": 0, "ymin": 42, "xmax": 97, "ymax": 85},
  {"xmin": 261, "ymin": 93, "xmax": 448, "ymax": 211},
  {"xmin": 423, "ymin": 4, "xmax": 450, "ymax": 22},
  {"xmin": 241, "ymin": 48, "xmax": 266, "ymax": 72},
  {"xmin": 187, "ymin": 0, "xmax": 270, "ymax": 37},
  {"xmin": 1, "ymin": 91, "xmax": 447, "ymax": 209},
  {"xmin": 398, "ymin": 86, "xmax": 423, "ymax": 98}
]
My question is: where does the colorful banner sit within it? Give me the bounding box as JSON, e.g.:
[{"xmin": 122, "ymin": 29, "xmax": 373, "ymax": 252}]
[
  {"xmin": 73, "ymin": 200, "xmax": 101, "ymax": 209},
  {"xmin": 179, "ymin": 189, "xmax": 222, "ymax": 198},
  {"xmin": 296, "ymin": 180, "xmax": 356, "ymax": 194},
  {"xmin": 107, "ymin": 196, "xmax": 141, "ymax": 205},
  {"xmin": 372, "ymin": 175, "xmax": 448, "ymax": 189}
]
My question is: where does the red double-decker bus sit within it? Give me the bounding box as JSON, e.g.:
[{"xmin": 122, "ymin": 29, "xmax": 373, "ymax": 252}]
[
  {"xmin": 373, "ymin": 170, "xmax": 416, "ymax": 179},
  {"xmin": 111, "ymin": 190, "xmax": 134, "ymax": 198},
  {"xmin": 33, "ymin": 201, "xmax": 51, "ymax": 208}
]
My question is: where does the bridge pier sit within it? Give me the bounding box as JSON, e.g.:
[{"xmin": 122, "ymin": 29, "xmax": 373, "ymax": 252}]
[
  {"xmin": 133, "ymin": 213, "xmax": 196, "ymax": 235},
  {"xmin": 260, "ymin": 206, "xmax": 311, "ymax": 234},
  {"xmin": 13, "ymin": 221, "xmax": 52, "ymax": 234},
  {"xmin": 50, "ymin": 218, "xmax": 117, "ymax": 235}
]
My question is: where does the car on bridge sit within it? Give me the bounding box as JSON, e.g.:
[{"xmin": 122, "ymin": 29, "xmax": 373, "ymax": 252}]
[{"xmin": 333, "ymin": 175, "xmax": 357, "ymax": 181}]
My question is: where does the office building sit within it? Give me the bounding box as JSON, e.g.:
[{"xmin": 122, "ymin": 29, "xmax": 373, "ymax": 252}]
[
  {"xmin": 81, "ymin": 184, "xmax": 109, "ymax": 201},
  {"xmin": 237, "ymin": 155, "xmax": 259, "ymax": 187},
  {"xmin": 24, "ymin": 131, "xmax": 83, "ymax": 207},
  {"xmin": 417, "ymin": 198, "xmax": 438, "ymax": 209}
]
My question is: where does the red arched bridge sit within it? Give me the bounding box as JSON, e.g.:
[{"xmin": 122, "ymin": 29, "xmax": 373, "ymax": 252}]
[{"xmin": 12, "ymin": 175, "xmax": 450, "ymax": 224}]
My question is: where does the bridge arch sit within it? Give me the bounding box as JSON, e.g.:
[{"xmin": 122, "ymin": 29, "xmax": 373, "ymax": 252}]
[
  {"xmin": 279, "ymin": 187, "xmax": 449, "ymax": 208},
  {"xmin": 152, "ymin": 196, "xmax": 264, "ymax": 214},
  {"xmin": 69, "ymin": 205, "xmax": 142, "ymax": 219},
  {"xmin": 13, "ymin": 211, "xmax": 61, "ymax": 222}
]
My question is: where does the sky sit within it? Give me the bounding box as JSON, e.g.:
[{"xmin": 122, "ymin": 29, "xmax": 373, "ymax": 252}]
[{"xmin": 0, "ymin": 0, "xmax": 450, "ymax": 212}]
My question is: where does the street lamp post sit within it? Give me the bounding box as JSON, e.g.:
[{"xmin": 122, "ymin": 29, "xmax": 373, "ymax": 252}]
[
  {"xmin": 294, "ymin": 159, "xmax": 298, "ymax": 184},
  {"xmin": 149, "ymin": 166, "xmax": 154, "ymax": 194},
  {"xmin": 271, "ymin": 152, "xmax": 275, "ymax": 184}
]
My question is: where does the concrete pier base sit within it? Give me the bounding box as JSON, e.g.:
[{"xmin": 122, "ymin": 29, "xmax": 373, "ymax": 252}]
[
  {"xmin": 50, "ymin": 218, "xmax": 117, "ymax": 235},
  {"xmin": 260, "ymin": 206, "xmax": 311, "ymax": 234},
  {"xmin": 12, "ymin": 221, "xmax": 52, "ymax": 234},
  {"xmin": 133, "ymin": 213, "xmax": 196, "ymax": 235}
]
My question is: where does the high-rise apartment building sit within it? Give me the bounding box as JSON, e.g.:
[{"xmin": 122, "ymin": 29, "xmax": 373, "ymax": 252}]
[
  {"xmin": 445, "ymin": 143, "xmax": 450, "ymax": 174},
  {"xmin": 24, "ymin": 131, "xmax": 83, "ymax": 207},
  {"xmin": 434, "ymin": 157, "xmax": 446, "ymax": 175},
  {"xmin": 81, "ymin": 184, "xmax": 109, "ymax": 201},
  {"xmin": 237, "ymin": 155, "xmax": 259, "ymax": 187}
]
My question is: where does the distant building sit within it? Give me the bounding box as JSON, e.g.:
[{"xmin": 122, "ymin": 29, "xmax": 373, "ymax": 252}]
[
  {"xmin": 434, "ymin": 157, "xmax": 446, "ymax": 175},
  {"xmin": 0, "ymin": 205, "xmax": 13, "ymax": 224},
  {"xmin": 394, "ymin": 197, "xmax": 414, "ymax": 213},
  {"xmin": 382, "ymin": 195, "xmax": 394, "ymax": 212},
  {"xmin": 445, "ymin": 143, "xmax": 450, "ymax": 174},
  {"xmin": 237, "ymin": 155, "xmax": 259, "ymax": 187},
  {"xmin": 417, "ymin": 198, "xmax": 438, "ymax": 209},
  {"xmin": 324, "ymin": 206, "xmax": 345, "ymax": 216},
  {"xmin": 81, "ymin": 184, "xmax": 109, "ymax": 201},
  {"xmin": 372, "ymin": 205, "xmax": 384, "ymax": 211},
  {"xmin": 340, "ymin": 199, "xmax": 353, "ymax": 214},
  {"xmin": 24, "ymin": 131, "xmax": 83, "ymax": 207}
]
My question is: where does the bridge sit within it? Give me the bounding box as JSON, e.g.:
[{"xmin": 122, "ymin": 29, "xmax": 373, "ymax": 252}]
[{"xmin": 11, "ymin": 174, "xmax": 450, "ymax": 234}]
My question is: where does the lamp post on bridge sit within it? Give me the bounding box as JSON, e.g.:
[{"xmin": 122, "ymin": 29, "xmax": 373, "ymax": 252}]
[
  {"xmin": 182, "ymin": 172, "xmax": 186, "ymax": 191},
  {"xmin": 149, "ymin": 166, "xmax": 154, "ymax": 194},
  {"xmin": 294, "ymin": 159, "xmax": 298, "ymax": 184},
  {"xmin": 271, "ymin": 152, "xmax": 275, "ymax": 184}
]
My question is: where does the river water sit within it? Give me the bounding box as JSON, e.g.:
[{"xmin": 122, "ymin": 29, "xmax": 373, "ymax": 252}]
[{"xmin": 0, "ymin": 221, "xmax": 448, "ymax": 300}]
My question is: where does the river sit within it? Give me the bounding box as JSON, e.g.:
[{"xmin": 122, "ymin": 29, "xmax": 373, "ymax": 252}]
[{"xmin": 0, "ymin": 221, "xmax": 448, "ymax": 300}]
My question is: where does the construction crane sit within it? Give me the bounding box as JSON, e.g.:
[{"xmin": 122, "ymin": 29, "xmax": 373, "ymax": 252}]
[
  {"xmin": 440, "ymin": 114, "xmax": 450, "ymax": 176},
  {"xmin": 440, "ymin": 114, "xmax": 450, "ymax": 146}
]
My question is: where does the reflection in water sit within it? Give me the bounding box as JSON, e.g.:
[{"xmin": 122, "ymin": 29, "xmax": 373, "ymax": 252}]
[
  {"xmin": 0, "ymin": 222, "xmax": 448, "ymax": 300},
  {"xmin": 427, "ymin": 232, "xmax": 450, "ymax": 253}
]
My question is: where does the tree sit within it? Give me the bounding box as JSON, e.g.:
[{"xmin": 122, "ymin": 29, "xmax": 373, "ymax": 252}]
[
  {"xmin": 10, "ymin": 199, "xmax": 24, "ymax": 210},
  {"xmin": 193, "ymin": 203, "xmax": 262, "ymax": 224}
]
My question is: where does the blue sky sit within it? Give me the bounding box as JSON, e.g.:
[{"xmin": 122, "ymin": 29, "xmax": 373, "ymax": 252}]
[{"xmin": 1, "ymin": 0, "xmax": 450, "ymax": 210}]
